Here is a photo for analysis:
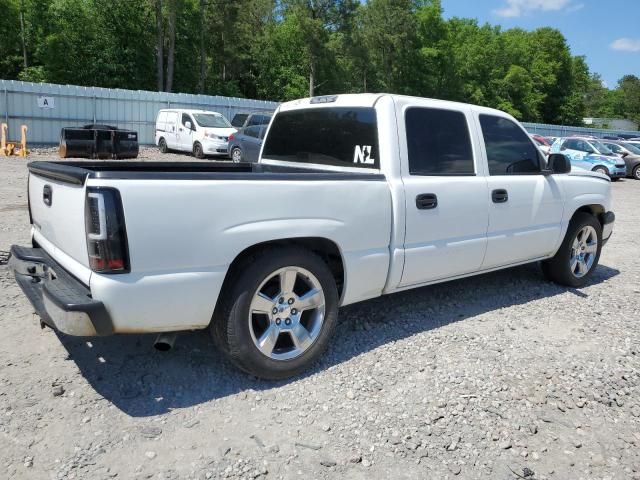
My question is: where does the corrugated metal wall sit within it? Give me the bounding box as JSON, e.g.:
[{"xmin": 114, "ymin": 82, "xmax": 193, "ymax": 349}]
[
  {"xmin": 2, "ymin": 79, "xmax": 639, "ymax": 145},
  {"xmin": 0, "ymin": 79, "xmax": 278, "ymax": 145},
  {"xmin": 521, "ymin": 122, "xmax": 639, "ymax": 138}
]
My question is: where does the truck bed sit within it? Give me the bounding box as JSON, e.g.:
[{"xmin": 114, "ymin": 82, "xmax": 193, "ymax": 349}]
[{"xmin": 28, "ymin": 161, "xmax": 385, "ymax": 184}]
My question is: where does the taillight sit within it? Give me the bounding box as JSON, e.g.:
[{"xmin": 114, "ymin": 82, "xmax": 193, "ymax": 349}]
[
  {"xmin": 85, "ymin": 187, "xmax": 129, "ymax": 273},
  {"xmin": 228, "ymin": 133, "xmax": 235, "ymax": 141}
]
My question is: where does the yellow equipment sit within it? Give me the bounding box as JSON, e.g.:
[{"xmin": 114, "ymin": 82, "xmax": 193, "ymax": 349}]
[{"xmin": 1, "ymin": 123, "xmax": 28, "ymax": 157}]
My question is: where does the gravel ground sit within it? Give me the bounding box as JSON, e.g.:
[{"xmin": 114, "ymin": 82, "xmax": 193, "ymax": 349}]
[{"xmin": 1, "ymin": 151, "xmax": 639, "ymax": 480}]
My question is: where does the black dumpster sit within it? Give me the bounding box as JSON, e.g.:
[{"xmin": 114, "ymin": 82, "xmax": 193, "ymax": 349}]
[{"xmin": 59, "ymin": 124, "xmax": 139, "ymax": 159}]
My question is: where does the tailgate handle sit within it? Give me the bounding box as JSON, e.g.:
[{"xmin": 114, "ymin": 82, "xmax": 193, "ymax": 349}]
[{"xmin": 43, "ymin": 185, "xmax": 52, "ymax": 207}]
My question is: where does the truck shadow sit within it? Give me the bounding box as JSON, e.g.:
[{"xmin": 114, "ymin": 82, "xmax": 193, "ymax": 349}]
[{"xmin": 57, "ymin": 262, "xmax": 619, "ymax": 417}]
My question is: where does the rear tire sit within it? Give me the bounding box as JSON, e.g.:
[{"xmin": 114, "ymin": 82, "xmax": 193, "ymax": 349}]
[
  {"xmin": 158, "ymin": 137, "xmax": 168, "ymax": 153},
  {"xmin": 211, "ymin": 247, "xmax": 339, "ymax": 379},
  {"xmin": 193, "ymin": 142, "xmax": 205, "ymax": 159},
  {"xmin": 231, "ymin": 147, "xmax": 243, "ymax": 163},
  {"xmin": 541, "ymin": 212, "xmax": 602, "ymax": 288}
]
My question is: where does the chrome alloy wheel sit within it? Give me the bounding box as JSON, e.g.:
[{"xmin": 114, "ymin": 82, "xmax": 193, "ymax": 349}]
[
  {"xmin": 248, "ymin": 267, "xmax": 325, "ymax": 360},
  {"xmin": 570, "ymin": 225, "xmax": 598, "ymax": 278}
]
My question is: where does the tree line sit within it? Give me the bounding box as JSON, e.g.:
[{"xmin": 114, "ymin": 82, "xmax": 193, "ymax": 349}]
[{"xmin": 1, "ymin": 0, "xmax": 639, "ymax": 127}]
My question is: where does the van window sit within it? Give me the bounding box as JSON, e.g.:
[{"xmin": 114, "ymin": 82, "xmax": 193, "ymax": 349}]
[
  {"xmin": 182, "ymin": 113, "xmax": 194, "ymax": 129},
  {"xmin": 405, "ymin": 107, "xmax": 474, "ymax": 175},
  {"xmin": 193, "ymin": 113, "xmax": 231, "ymax": 128},
  {"xmin": 479, "ymin": 115, "xmax": 541, "ymax": 175},
  {"xmin": 262, "ymin": 107, "xmax": 379, "ymax": 169}
]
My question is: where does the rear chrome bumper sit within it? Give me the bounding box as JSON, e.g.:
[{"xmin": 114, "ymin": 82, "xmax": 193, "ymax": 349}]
[
  {"xmin": 9, "ymin": 245, "xmax": 113, "ymax": 336},
  {"xmin": 601, "ymin": 211, "xmax": 615, "ymax": 246}
]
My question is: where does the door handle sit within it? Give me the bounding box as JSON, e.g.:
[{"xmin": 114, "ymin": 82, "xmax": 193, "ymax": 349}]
[
  {"xmin": 179, "ymin": 127, "xmax": 183, "ymax": 132},
  {"xmin": 492, "ymin": 189, "xmax": 508, "ymax": 203},
  {"xmin": 416, "ymin": 193, "xmax": 438, "ymax": 210}
]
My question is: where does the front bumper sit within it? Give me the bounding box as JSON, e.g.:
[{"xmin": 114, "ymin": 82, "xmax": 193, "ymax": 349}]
[
  {"xmin": 610, "ymin": 166, "xmax": 627, "ymax": 178},
  {"xmin": 601, "ymin": 211, "xmax": 615, "ymax": 246},
  {"xmin": 9, "ymin": 245, "xmax": 113, "ymax": 336},
  {"xmin": 203, "ymin": 138, "xmax": 229, "ymax": 155}
]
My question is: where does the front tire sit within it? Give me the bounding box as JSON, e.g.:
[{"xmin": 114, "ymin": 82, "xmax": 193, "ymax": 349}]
[
  {"xmin": 193, "ymin": 142, "xmax": 205, "ymax": 159},
  {"xmin": 592, "ymin": 166, "xmax": 609, "ymax": 177},
  {"xmin": 541, "ymin": 212, "xmax": 602, "ymax": 287},
  {"xmin": 633, "ymin": 165, "xmax": 640, "ymax": 180},
  {"xmin": 211, "ymin": 247, "xmax": 339, "ymax": 379}
]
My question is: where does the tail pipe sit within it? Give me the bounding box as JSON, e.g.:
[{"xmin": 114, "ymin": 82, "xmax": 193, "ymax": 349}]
[{"xmin": 154, "ymin": 332, "xmax": 177, "ymax": 352}]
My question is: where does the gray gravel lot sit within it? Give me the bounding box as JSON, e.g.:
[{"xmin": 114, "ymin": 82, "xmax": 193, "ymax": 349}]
[{"xmin": 1, "ymin": 149, "xmax": 639, "ymax": 480}]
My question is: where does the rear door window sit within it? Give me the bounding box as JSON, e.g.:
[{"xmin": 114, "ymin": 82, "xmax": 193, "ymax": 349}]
[
  {"xmin": 262, "ymin": 107, "xmax": 379, "ymax": 169},
  {"xmin": 244, "ymin": 126, "xmax": 260, "ymax": 138},
  {"xmin": 479, "ymin": 115, "xmax": 541, "ymax": 175},
  {"xmin": 405, "ymin": 107, "xmax": 474, "ymax": 175}
]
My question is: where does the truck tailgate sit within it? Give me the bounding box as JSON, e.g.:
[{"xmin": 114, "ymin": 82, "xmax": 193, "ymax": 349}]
[{"xmin": 29, "ymin": 172, "xmax": 91, "ymax": 282}]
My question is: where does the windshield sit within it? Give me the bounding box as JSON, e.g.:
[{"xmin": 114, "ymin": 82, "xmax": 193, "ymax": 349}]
[
  {"xmin": 622, "ymin": 142, "xmax": 640, "ymax": 155},
  {"xmin": 193, "ymin": 113, "xmax": 231, "ymax": 128},
  {"xmin": 590, "ymin": 140, "xmax": 613, "ymax": 155}
]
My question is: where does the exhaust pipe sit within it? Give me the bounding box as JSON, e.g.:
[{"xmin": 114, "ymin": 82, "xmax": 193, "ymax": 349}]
[{"xmin": 154, "ymin": 333, "xmax": 177, "ymax": 352}]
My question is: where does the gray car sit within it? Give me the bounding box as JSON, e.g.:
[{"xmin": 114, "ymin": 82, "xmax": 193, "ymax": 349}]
[
  {"xmin": 228, "ymin": 125, "xmax": 267, "ymax": 163},
  {"xmin": 602, "ymin": 140, "xmax": 640, "ymax": 180}
]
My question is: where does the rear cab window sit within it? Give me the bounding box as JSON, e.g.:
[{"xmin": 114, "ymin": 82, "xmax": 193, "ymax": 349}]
[
  {"xmin": 405, "ymin": 107, "xmax": 475, "ymax": 175},
  {"xmin": 262, "ymin": 107, "xmax": 379, "ymax": 169}
]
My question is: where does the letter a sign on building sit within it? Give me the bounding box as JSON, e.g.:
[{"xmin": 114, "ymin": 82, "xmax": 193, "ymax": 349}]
[{"xmin": 37, "ymin": 96, "xmax": 55, "ymax": 109}]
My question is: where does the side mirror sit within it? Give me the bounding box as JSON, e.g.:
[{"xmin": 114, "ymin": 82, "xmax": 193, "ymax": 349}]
[
  {"xmin": 185, "ymin": 121, "xmax": 192, "ymax": 130},
  {"xmin": 621, "ymin": 152, "xmax": 628, "ymax": 158},
  {"xmin": 547, "ymin": 153, "xmax": 571, "ymax": 174}
]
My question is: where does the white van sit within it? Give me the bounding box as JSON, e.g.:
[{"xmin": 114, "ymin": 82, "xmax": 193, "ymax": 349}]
[{"xmin": 155, "ymin": 109, "xmax": 236, "ymax": 158}]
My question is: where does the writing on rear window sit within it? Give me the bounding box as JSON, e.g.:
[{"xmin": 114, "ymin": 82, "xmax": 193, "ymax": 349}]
[
  {"xmin": 353, "ymin": 145, "xmax": 375, "ymax": 165},
  {"xmin": 262, "ymin": 107, "xmax": 379, "ymax": 169}
]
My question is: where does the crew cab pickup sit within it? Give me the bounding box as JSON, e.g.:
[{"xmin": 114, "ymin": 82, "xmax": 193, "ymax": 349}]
[{"xmin": 10, "ymin": 94, "xmax": 615, "ymax": 379}]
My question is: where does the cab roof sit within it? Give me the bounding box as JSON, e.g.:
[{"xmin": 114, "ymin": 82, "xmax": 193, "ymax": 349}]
[{"xmin": 278, "ymin": 93, "xmax": 514, "ymax": 119}]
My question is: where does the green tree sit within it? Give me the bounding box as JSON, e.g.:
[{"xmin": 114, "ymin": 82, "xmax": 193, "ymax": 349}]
[{"xmin": 1, "ymin": 0, "xmax": 28, "ymax": 80}]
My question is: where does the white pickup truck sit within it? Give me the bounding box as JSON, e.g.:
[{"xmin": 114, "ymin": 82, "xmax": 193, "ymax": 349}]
[{"xmin": 10, "ymin": 94, "xmax": 615, "ymax": 379}]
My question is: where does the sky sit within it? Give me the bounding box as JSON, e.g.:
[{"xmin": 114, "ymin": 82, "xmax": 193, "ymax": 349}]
[{"xmin": 441, "ymin": 0, "xmax": 640, "ymax": 89}]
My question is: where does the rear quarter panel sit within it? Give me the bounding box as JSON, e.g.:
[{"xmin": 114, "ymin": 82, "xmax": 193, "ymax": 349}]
[{"xmin": 87, "ymin": 177, "xmax": 392, "ymax": 332}]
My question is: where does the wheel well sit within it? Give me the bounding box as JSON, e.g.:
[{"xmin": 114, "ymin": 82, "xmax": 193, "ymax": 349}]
[
  {"xmin": 573, "ymin": 204, "xmax": 605, "ymax": 225},
  {"xmin": 222, "ymin": 238, "xmax": 345, "ymax": 298}
]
